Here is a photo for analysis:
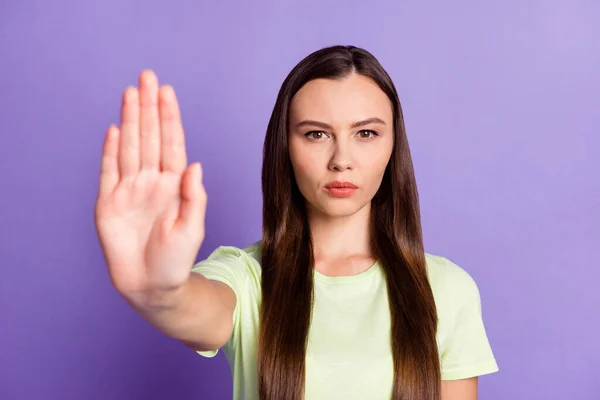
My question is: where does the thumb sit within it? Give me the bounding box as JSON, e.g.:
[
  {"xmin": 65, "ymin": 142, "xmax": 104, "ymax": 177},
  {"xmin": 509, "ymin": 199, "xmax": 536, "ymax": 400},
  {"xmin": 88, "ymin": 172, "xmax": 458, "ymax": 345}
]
[{"xmin": 175, "ymin": 162, "xmax": 207, "ymax": 237}]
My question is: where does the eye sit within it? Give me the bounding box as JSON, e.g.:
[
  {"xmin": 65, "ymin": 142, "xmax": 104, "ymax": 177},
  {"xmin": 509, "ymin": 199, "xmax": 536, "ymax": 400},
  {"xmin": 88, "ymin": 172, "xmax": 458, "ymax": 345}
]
[
  {"xmin": 357, "ymin": 130, "xmax": 378, "ymax": 139},
  {"xmin": 304, "ymin": 131, "xmax": 328, "ymax": 140}
]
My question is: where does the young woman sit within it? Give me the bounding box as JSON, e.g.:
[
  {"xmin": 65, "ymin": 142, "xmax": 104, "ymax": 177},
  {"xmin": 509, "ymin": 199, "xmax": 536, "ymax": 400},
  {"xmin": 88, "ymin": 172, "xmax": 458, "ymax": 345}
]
[{"xmin": 95, "ymin": 45, "xmax": 499, "ymax": 400}]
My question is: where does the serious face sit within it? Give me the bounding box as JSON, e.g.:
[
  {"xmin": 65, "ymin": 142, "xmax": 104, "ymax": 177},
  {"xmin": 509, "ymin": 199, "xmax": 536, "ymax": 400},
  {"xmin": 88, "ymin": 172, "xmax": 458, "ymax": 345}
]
[{"xmin": 288, "ymin": 73, "xmax": 394, "ymax": 218}]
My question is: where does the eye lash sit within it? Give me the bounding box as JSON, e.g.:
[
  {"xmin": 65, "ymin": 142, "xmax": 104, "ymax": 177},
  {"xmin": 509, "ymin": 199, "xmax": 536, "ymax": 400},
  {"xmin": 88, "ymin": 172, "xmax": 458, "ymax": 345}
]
[
  {"xmin": 358, "ymin": 129, "xmax": 379, "ymax": 137},
  {"xmin": 304, "ymin": 130, "xmax": 326, "ymax": 138},
  {"xmin": 303, "ymin": 130, "xmax": 379, "ymax": 139}
]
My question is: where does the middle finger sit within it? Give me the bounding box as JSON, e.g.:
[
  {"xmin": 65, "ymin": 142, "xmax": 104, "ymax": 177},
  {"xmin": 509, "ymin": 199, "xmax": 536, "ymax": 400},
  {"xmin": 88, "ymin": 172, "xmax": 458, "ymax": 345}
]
[{"xmin": 138, "ymin": 70, "xmax": 160, "ymax": 170}]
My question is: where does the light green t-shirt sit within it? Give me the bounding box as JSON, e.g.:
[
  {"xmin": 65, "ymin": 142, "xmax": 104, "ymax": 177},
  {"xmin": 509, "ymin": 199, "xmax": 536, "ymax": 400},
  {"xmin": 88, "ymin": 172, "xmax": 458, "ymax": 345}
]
[{"xmin": 191, "ymin": 241, "xmax": 499, "ymax": 399}]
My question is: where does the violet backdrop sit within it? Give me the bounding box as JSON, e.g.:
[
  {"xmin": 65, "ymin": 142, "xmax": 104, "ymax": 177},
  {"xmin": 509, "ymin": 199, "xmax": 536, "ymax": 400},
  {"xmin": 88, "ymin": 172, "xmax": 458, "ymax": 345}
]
[{"xmin": 1, "ymin": 0, "xmax": 598, "ymax": 399}]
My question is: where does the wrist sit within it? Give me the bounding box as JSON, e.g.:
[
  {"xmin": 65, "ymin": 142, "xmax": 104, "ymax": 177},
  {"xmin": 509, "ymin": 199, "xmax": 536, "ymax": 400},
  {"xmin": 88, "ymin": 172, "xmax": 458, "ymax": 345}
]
[{"xmin": 123, "ymin": 281, "xmax": 188, "ymax": 311}]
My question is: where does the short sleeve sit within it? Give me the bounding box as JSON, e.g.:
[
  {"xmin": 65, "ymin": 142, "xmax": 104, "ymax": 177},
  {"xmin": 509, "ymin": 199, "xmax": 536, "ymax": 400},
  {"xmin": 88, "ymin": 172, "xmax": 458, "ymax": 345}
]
[
  {"xmin": 440, "ymin": 259, "xmax": 499, "ymax": 380},
  {"xmin": 190, "ymin": 245, "xmax": 254, "ymax": 358}
]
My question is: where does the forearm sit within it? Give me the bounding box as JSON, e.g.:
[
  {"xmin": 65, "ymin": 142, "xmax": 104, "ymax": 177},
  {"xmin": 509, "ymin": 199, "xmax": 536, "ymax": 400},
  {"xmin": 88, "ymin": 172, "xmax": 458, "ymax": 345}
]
[{"xmin": 121, "ymin": 272, "xmax": 234, "ymax": 350}]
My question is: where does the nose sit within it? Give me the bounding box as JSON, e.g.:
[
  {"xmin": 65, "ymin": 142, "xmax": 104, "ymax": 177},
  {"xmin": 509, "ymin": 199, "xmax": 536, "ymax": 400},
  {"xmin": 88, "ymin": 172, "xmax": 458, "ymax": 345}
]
[{"xmin": 328, "ymin": 140, "xmax": 353, "ymax": 172}]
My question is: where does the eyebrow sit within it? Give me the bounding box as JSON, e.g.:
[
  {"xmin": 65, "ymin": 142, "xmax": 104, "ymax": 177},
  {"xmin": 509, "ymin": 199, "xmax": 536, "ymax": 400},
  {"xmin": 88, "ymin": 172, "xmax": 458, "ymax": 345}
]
[{"xmin": 295, "ymin": 117, "xmax": 386, "ymax": 130}]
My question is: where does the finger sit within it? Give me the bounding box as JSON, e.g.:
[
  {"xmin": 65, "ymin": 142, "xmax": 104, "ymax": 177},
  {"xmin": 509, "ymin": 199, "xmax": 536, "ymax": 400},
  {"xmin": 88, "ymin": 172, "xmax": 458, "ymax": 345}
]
[
  {"xmin": 119, "ymin": 87, "xmax": 140, "ymax": 177},
  {"xmin": 175, "ymin": 163, "xmax": 206, "ymax": 236},
  {"xmin": 139, "ymin": 70, "xmax": 160, "ymax": 170},
  {"xmin": 98, "ymin": 125, "xmax": 120, "ymax": 197},
  {"xmin": 159, "ymin": 85, "xmax": 187, "ymax": 174}
]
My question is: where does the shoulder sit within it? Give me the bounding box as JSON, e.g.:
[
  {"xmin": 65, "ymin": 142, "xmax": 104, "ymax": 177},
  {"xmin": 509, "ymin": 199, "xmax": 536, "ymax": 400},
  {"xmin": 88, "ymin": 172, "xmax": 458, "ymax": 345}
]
[
  {"xmin": 424, "ymin": 252, "xmax": 482, "ymax": 314},
  {"xmin": 205, "ymin": 239, "xmax": 262, "ymax": 263},
  {"xmin": 192, "ymin": 239, "xmax": 263, "ymax": 292},
  {"xmin": 425, "ymin": 253, "xmax": 479, "ymax": 293},
  {"xmin": 425, "ymin": 253, "xmax": 499, "ymax": 378},
  {"xmin": 202, "ymin": 239, "xmax": 262, "ymax": 270}
]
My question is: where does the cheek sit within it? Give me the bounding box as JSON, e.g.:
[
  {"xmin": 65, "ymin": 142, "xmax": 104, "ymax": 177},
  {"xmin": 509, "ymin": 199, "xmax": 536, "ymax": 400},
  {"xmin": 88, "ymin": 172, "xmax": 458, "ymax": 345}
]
[
  {"xmin": 292, "ymin": 159, "xmax": 318, "ymax": 187},
  {"xmin": 290, "ymin": 151, "xmax": 315, "ymax": 189},
  {"xmin": 290, "ymin": 143, "xmax": 322, "ymax": 184},
  {"xmin": 362, "ymin": 148, "xmax": 392, "ymax": 190}
]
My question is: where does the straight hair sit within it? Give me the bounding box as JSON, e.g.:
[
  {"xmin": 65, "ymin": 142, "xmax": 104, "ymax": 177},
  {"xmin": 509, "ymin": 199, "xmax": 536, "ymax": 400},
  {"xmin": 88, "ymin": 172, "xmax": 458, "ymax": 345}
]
[{"xmin": 259, "ymin": 45, "xmax": 440, "ymax": 400}]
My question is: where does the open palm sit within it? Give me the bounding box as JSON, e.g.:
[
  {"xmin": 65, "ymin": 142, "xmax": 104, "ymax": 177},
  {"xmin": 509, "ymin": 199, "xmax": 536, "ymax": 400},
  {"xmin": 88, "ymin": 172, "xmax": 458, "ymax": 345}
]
[{"xmin": 95, "ymin": 70, "xmax": 207, "ymax": 297}]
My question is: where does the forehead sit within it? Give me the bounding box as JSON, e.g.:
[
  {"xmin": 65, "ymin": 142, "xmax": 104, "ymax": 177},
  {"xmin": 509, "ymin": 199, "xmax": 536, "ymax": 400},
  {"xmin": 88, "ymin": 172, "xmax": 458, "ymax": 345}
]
[{"xmin": 289, "ymin": 73, "xmax": 393, "ymax": 125}]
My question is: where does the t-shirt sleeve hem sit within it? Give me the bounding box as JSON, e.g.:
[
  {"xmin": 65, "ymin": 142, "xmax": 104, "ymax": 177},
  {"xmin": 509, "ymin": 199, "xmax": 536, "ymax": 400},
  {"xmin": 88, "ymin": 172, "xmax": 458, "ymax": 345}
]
[
  {"xmin": 441, "ymin": 360, "xmax": 499, "ymax": 380},
  {"xmin": 196, "ymin": 348, "xmax": 219, "ymax": 358}
]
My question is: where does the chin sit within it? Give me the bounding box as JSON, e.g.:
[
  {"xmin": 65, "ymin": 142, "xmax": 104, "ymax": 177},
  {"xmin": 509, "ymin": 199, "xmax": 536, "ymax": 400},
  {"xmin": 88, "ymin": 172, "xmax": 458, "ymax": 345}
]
[{"xmin": 317, "ymin": 200, "xmax": 366, "ymax": 218}]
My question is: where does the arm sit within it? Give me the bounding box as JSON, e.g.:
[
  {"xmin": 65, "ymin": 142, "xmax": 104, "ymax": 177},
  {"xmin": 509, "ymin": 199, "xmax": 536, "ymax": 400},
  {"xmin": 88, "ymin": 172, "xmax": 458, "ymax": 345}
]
[
  {"xmin": 125, "ymin": 272, "xmax": 236, "ymax": 352},
  {"xmin": 442, "ymin": 377, "xmax": 478, "ymax": 400},
  {"xmin": 438, "ymin": 258, "xmax": 499, "ymax": 396},
  {"xmin": 95, "ymin": 70, "xmax": 235, "ymax": 353}
]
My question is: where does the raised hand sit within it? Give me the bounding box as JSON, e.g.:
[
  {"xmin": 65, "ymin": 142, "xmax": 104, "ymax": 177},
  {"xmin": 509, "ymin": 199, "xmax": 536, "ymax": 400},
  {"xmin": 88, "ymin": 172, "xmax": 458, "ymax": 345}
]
[{"xmin": 95, "ymin": 70, "xmax": 207, "ymax": 300}]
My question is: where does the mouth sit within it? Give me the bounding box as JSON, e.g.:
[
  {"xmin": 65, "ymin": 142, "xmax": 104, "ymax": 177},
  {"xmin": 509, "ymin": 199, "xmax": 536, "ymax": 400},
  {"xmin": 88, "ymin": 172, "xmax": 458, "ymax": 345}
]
[
  {"xmin": 325, "ymin": 181, "xmax": 358, "ymax": 189},
  {"xmin": 324, "ymin": 181, "xmax": 358, "ymax": 198}
]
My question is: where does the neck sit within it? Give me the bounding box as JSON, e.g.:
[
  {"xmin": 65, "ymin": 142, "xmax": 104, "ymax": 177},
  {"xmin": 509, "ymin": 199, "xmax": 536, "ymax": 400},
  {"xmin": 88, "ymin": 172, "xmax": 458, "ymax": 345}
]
[{"xmin": 307, "ymin": 202, "xmax": 372, "ymax": 260}]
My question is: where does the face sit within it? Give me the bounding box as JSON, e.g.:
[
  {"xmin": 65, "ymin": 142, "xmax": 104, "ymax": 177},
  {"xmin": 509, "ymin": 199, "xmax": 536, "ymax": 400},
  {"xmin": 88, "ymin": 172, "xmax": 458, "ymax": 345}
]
[{"xmin": 288, "ymin": 73, "xmax": 394, "ymax": 218}]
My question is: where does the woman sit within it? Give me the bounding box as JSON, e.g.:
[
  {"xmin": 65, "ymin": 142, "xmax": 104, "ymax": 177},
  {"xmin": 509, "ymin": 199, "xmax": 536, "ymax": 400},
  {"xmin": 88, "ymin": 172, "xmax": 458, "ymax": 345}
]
[{"xmin": 95, "ymin": 45, "xmax": 498, "ymax": 400}]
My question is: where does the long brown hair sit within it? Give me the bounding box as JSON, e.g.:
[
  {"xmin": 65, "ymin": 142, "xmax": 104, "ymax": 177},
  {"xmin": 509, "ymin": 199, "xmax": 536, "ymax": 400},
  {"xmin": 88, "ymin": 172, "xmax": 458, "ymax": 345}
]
[{"xmin": 259, "ymin": 45, "xmax": 440, "ymax": 400}]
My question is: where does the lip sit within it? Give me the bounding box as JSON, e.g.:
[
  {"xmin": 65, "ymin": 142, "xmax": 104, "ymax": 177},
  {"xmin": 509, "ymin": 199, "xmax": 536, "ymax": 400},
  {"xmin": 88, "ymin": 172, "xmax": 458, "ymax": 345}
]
[
  {"xmin": 324, "ymin": 181, "xmax": 358, "ymax": 198},
  {"xmin": 325, "ymin": 181, "xmax": 358, "ymax": 189}
]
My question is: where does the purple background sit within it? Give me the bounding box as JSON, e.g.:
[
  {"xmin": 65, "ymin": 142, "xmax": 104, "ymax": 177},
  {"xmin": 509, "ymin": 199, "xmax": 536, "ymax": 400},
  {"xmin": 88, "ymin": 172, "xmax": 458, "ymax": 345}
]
[{"xmin": 1, "ymin": 0, "xmax": 598, "ymax": 399}]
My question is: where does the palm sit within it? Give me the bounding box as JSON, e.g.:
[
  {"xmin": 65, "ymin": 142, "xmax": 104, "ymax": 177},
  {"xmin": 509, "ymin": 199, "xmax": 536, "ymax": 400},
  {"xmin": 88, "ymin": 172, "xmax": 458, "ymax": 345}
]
[{"xmin": 95, "ymin": 71, "xmax": 207, "ymax": 296}]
